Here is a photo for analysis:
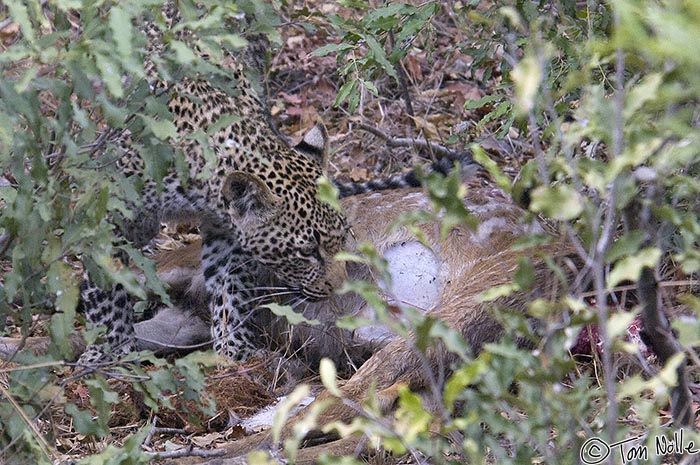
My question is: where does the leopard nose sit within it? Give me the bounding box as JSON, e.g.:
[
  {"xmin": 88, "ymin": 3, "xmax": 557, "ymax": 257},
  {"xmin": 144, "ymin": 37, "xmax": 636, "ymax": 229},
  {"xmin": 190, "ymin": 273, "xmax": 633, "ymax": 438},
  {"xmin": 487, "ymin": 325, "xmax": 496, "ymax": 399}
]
[
  {"xmin": 302, "ymin": 261, "xmax": 347, "ymax": 300},
  {"xmin": 326, "ymin": 259, "xmax": 347, "ymax": 290}
]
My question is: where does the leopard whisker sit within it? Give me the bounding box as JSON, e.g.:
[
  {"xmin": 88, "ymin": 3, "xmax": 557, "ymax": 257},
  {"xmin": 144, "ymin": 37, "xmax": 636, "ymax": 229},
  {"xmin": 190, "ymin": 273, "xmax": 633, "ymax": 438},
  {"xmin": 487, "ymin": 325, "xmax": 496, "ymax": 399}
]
[
  {"xmin": 240, "ymin": 290, "xmax": 298, "ymax": 306},
  {"xmin": 223, "ymin": 258, "xmax": 257, "ymax": 274},
  {"xmin": 245, "ymin": 286, "xmax": 293, "ymax": 292}
]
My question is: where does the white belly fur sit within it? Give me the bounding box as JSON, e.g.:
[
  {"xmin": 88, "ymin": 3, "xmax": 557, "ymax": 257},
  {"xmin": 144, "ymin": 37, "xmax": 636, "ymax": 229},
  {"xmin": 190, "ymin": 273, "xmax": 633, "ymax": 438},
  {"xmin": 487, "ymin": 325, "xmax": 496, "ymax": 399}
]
[{"xmin": 354, "ymin": 240, "xmax": 443, "ymax": 343}]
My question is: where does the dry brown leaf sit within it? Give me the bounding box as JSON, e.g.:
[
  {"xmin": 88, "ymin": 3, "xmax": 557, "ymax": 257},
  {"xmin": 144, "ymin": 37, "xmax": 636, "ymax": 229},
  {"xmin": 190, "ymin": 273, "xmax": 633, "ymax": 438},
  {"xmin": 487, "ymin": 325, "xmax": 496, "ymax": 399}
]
[
  {"xmin": 0, "ymin": 22, "xmax": 20, "ymax": 45},
  {"xmin": 286, "ymin": 35, "xmax": 306, "ymax": 48},
  {"xmin": 410, "ymin": 115, "xmax": 440, "ymax": 140},
  {"xmin": 279, "ymin": 92, "xmax": 303, "ymax": 105},
  {"xmin": 190, "ymin": 431, "xmax": 224, "ymax": 448},
  {"xmin": 443, "ymin": 81, "xmax": 484, "ymax": 109},
  {"xmin": 404, "ymin": 54, "xmax": 424, "ymax": 81},
  {"xmin": 349, "ymin": 167, "xmax": 369, "ymax": 181}
]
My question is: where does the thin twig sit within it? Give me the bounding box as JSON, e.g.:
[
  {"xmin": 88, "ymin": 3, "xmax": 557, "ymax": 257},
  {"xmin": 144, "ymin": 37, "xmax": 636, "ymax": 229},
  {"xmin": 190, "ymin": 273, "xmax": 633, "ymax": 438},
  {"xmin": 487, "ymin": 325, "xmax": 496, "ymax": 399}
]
[
  {"xmin": 143, "ymin": 419, "xmax": 186, "ymax": 449},
  {"xmin": 0, "ymin": 360, "xmax": 65, "ymax": 373},
  {"xmin": 145, "ymin": 445, "xmax": 226, "ymax": 459},
  {"xmin": 577, "ymin": 279, "xmax": 700, "ymax": 299},
  {"xmin": 388, "ymin": 30, "xmax": 414, "ymax": 118},
  {"xmin": 143, "ymin": 416, "xmax": 159, "ymax": 448},
  {"xmin": 0, "ymin": 383, "xmax": 55, "ymax": 462},
  {"xmin": 596, "ymin": 35, "xmax": 626, "ymax": 463},
  {"xmin": 355, "ymin": 123, "xmax": 461, "ymax": 160},
  {"xmin": 0, "ymin": 232, "xmax": 13, "ymax": 257}
]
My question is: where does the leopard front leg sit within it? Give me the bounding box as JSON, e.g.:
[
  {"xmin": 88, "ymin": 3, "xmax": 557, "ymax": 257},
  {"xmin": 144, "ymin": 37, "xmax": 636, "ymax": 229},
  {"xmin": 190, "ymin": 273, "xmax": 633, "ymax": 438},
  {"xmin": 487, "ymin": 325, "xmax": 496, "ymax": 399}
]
[
  {"xmin": 201, "ymin": 231, "xmax": 267, "ymax": 361},
  {"xmin": 76, "ymin": 179, "xmax": 179, "ymax": 366},
  {"xmin": 78, "ymin": 280, "xmax": 136, "ymax": 365}
]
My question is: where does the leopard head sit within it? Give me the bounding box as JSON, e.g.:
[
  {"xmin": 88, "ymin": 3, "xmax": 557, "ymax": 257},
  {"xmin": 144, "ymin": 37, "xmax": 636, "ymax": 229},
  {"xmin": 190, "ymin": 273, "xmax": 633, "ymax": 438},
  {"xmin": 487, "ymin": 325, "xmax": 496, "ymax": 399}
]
[{"xmin": 221, "ymin": 125, "xmax": 348, "ymax": 300}]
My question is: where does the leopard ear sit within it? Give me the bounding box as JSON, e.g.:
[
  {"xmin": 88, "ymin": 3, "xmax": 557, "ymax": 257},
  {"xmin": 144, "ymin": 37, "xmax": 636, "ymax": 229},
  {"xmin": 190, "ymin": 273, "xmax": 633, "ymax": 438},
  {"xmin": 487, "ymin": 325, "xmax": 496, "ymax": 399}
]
[
  {"xmin": 223, "ymin": 171, "xmax": 281, "ymax": 226},
  {"xmin": 294, "ymin": 122, "xmax": 329, "ymax": 167}
]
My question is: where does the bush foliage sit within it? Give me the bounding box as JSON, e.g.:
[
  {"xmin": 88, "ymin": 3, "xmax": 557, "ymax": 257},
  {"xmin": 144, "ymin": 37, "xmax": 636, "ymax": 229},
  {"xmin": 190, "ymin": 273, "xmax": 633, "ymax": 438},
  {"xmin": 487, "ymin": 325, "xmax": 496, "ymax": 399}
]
[
  {"xmin": 308, "ymin": 1, "xmax": 700, "ymax": 464},
  {"xmin": 1, "ymin": 0, "xmax": 699, "ymax": 464},
  {"xmin": 0, "ymin": 1, "xmax": 275, "ymax": 463}
]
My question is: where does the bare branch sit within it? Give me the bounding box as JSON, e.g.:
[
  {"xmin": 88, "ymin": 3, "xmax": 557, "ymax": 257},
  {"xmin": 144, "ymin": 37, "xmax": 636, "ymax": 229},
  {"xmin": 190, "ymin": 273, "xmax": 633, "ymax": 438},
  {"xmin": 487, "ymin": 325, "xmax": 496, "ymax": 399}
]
[
  {"xmin": 638, "ymin": 268, "xmax": 694, "ymax": 426},
  {"xmin": 355, "ymin": 123, "xmax": 465, "ymax": 160},
  {"xmin": 146, "ymin": 445, "xmax": 226, "ymax": 460},
  {"xmin": 388, "ymin": 30, "xmax": 415, "ymax": 118}
]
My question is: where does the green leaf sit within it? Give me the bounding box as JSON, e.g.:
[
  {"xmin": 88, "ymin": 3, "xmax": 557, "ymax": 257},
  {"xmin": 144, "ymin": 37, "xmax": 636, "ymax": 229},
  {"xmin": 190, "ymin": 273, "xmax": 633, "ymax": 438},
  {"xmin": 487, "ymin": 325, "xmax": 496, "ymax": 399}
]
[
  {"xmin": 477, "ymin": 283, "xmax": 518, "ymax": 302},
  {"xmin": 429, "ymin": 321, "xmax": 470, "ymax": 359},
  {"xmin": 364, "ymin": 3, "xmax": 407, "ymax": 23},
  {"xmin": 444, "ymin": 354, "xmax": 490, "ymax": 410},
  {"xmin": 413, "ymin": 315, "xmax": 436, "ymax": 352},
  {"xmin": 511, "ymin": 54, "xmax": 542, "ymax": 112},
  {"xmin": 124, "ymin": 244, "xmax": 170, "ymax": 305},
  {"xmin": 362, "ymin": 34, "xmax": 398, "ymax": 80},
  {"xmin": 605, "ymin": 230, "xmax": 647, "ymax": 264},
  {"xmin": 319, "ymin": 358, "xmax": 342, "ymax": 397},
  {"xmin": 385, "ymin": 386, "xmax": 432, "ymax": 453},
  {"xmin": 360, "ymin": 79, "xmax": 378, "ymax": 96},
  {"xmin": 170, "ymin": 40, "xmax": 198, "ymax": 65},
  {"xmin": 46, "ymin": 262, "xmax": 79, "ymax": 314},
  {"xmin": 471, "ymin": 144, "xmax": 512, "ymax": 194},
  {"xmin": 94, "ymin": 53, "xmax": 123, "ymax": 98},
  {"xmin": 334, "ymin": 79, "xmax": 358, "ymax": 109},
  {"xmin": 109, "ymin": 6, "xmax": 134, "ymax": 62},
  {"xmin": 6, "ymin": 0, "xmax": 36, "ymax": 44},
  {"xmin": 624, "ymin": 73, "xmax": 662, "ymax": 119},
  {"xmin": 337, "ymin": 0, "xmax": 370, "ymax": 9},
  {"xmin": 139, "ymin": 114, "xmax": 177, "ymax": 140},
  {"xmin": 272, "ymin": 384, "xmax": 310, "ymax": 444},
  {"xmin": 207, "ymin": 114, "xmax": 242, "ymax": 136},
  {"xmin": 85, "ymin": 377, "xmax": 119, "ymax": 436},
  {"xmin": 64, "ymin": 404, "xmax": 101, "ymax": 436},
  {"xmin": 607, "ymin": 310, "xmax": 637, "ymax": 340},
  {"xmin": 337, "ymin": 279, "xmax": 388, "ymax": 314},
  {"xmin": 514, "ymin": 256, "xmax": 535, "ymax": 289},
  {"xmin": 15, "ymin": 68, "xmax": 38, "ymax": 94},
  {"xmin": 606, "ymin": 247, "xmax": 662, "ymax": 289},
  {"xmin": 529, "ymin": 184, "xmax": 583, "ymax": 221},
  {"xmin": 618, "ymin": 353, "xmax": 685, "ymax": 399},
  {"xmin": 79, "ymin": 428, "xmax": 149, "ymax": 464},
  {"xmin": 316, "ymin": 176, "xmax": 341, "ymax": 212},
  {"xmin": 464, "ymin": 93, "xmax": 502, "ymax": 110},
  {"xmin": 97, "ymin": 94, "xmax": 129, "ymax": 126},
  {"xmin": 527, "ymin": 298, "xmax": 557, "ymax": 319},
  {"xmin": 673, "ymin": 316, "xmax": 700, "ymax": 347},
  {"xmin": 312, "ymin": 43, "xmax": 354, "ymax": 57},
  {"xmin": 263, "ymin": 302, "xmax": 320, "ymax": 326},
  {"xmin": 218, "ymin": 34, "xmax": 248, "ymax": 49},
  {"xmin": 53, "ymin": 0, "xmax": 82, "ymax": 10}
]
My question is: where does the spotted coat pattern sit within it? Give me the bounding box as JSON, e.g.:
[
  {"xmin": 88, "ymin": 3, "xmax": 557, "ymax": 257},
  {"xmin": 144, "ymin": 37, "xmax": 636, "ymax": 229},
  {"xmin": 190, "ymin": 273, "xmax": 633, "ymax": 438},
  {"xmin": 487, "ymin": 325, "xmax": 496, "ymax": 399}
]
[{"xmin": 79, "ymin": 4, "xmax": 348, "ymax": 364}]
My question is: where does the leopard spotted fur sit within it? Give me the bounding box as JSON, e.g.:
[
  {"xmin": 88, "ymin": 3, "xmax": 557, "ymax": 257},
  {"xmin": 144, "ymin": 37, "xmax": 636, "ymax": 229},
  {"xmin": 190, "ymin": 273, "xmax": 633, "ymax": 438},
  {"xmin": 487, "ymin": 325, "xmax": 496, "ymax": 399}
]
[
  {"xmin": 79, "ymin": 4, "xmax": 348, "ymax": 364},
  {"xmin": 78, "ymin": 3, "xmax": 475, "ymax": 365}
]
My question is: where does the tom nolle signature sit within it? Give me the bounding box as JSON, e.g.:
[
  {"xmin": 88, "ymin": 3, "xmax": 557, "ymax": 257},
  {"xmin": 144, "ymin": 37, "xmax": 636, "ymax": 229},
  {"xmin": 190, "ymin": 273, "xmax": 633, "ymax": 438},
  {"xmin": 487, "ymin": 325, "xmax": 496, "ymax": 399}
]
[{"xmin": 580, "ymin": 429, "xmax": 698, "ymax": 464}]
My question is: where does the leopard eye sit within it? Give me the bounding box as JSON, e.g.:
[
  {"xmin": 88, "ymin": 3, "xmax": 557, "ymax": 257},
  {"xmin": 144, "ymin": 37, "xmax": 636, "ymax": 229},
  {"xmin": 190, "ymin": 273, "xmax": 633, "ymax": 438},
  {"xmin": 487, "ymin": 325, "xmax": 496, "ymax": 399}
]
[{"xmin": 298, "ymin": 245, "xmax": 317, "ymax": 258}]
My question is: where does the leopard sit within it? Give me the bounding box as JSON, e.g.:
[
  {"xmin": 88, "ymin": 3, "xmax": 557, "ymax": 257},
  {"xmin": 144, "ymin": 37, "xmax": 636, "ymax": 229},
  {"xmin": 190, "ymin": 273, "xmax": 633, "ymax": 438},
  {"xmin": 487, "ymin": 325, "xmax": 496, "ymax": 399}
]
[
  {"xmin": 126, "ymin": 186, "xmax": 577, "ymax": 464},
  {"xmin": 77, "ymin": 3, "xmax": 476, "ymax": 366},
  {"xmin": 78, "ymin": 3, "xmax": 351, "ymax": 364}
]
